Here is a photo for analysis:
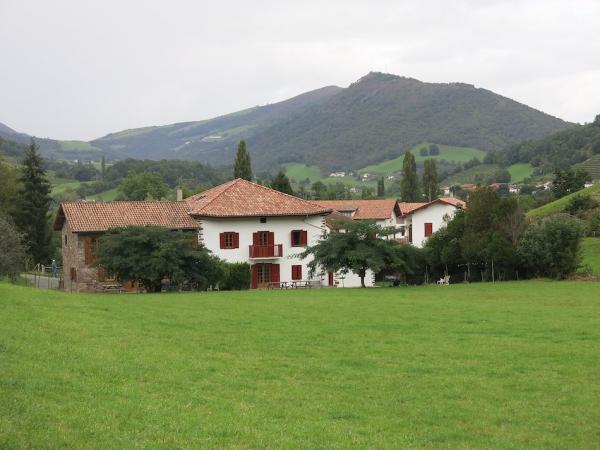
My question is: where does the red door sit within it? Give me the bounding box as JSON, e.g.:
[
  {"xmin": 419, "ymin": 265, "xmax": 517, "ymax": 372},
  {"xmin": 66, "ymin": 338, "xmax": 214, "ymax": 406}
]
[
  {"xmin": 270, "ymin": 264, "xmax": 280, "ymax": 284},
  {"xmin": 328, "ymin": 271, "xmax": 334, "ymax": 286},
  {"xmin": 424, "ymin": 223, "xmax": 433, "ymax": 237}
]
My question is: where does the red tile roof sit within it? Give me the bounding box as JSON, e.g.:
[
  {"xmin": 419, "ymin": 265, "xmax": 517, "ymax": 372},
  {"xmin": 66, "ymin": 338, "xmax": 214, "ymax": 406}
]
[
  {"xmin": 398, "ymin": 202, "xmax": 428, "ymax": 216},
  {"xmin": 400, "ymin": 197, "xmax": 466, "ymax": 216},
  {"xmin": 185, "ymin": 178, "xmax": 331, "ymax": 217},
  {"xmin": 312, "ymin": 199, "xmax": 398, "ymax": 220},
  {"xmin": 54, "ymin": 201, "xmax": 199, "ymax": 232}
]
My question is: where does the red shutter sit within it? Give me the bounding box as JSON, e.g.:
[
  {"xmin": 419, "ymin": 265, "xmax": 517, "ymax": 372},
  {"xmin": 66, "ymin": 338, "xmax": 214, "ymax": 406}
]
[
  {"xmin": 219, "ymin": 232, "xmax": 226, "ymax": 249},
  {"xmin": 251, "ymin": 264, "xmax": 258, "ymax": 289},
  {"xmin": 233, "ymin": 232, "xmax": 239, "ymax": 248},
  {"xmin": 424, "ymin": 223, "xmax": 433, "ymax": 237},
  {"xmin": 270, "ymin": 264, "xmax": 280, "ymax": 283},
  {"xmin": 268, "ymin": 232, "xmax": 275, "ymax": 246},
  {"xmin": 301, "ymin": 230, "xmax": 308, "ymax": 246},
  {"xmin": 292, "ymin": 265, "xmax": 302, "ymax": 280},
  {"xmin": 252, "ymin": 232, "xmax": 259, "ymax": 246},
  {"xmin": 290, "ymin": 230, "xmax": 296, "ymax": 246}
]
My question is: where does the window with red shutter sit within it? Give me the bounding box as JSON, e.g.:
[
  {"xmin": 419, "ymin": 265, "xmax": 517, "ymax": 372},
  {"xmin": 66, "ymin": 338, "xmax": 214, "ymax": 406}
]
[
  {"xmin": 220, "ymin": 232, "xmax": 238, "ymax": 249},
  {"xmin": 291, "ymin": 230, "xmax": 307, "ymax": 247},
  {"xmin": 424, "ymin": 223, "xmax": 433, "ymax": 237},
  {"xmin": 291, "ymin": 265, "xmax": 302, "ymax": 280}
]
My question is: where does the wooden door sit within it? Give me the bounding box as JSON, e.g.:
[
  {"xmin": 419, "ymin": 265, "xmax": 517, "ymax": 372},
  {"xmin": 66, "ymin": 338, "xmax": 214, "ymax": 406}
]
[{"xmin": 328, "ymin": 271, "xmax": 334, "ymax": 286}]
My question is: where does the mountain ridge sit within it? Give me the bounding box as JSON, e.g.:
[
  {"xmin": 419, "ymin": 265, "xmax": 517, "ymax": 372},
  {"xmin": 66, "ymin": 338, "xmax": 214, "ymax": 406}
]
[{"xmin": 1, "ymin": 72, "xmax": 573, "ymax": 171}]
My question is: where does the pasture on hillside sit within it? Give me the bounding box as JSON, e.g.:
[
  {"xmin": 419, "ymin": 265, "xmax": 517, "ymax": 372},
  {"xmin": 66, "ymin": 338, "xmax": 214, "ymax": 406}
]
[{"xmin": 1, "ymin": 281, "xmax": 600, "ymax": 449}]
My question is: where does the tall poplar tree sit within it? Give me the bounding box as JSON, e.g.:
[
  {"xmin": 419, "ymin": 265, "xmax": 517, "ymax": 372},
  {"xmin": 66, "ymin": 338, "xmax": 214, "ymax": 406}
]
[
  {"xmin": 14, "ymin": 140, "xmax": 53, "ymax": 263},
  {"xmin": 377, "ymin": 176, "xmax": 385, "ymax": 197},
  {"xmin": 233, "ymin": 140, "xmax": 253, "ymax": 181},
  {"xmin": 400, "ymin": 151, "xmax": 420, "ymax": 202},
  {"xmin": 422, "ymin": 159, "xmax": 439, "ymax": 202}
]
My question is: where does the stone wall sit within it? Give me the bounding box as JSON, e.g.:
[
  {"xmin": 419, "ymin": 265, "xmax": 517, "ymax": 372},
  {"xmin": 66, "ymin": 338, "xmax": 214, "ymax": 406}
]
[{"xmin": 61, "ymin": 222, "xmax": 100, "ymax": 292}]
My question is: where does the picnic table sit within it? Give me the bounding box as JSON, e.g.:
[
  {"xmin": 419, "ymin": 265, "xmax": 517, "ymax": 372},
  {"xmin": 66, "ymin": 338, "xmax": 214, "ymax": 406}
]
[{"xmin": 96, "ymin": 282, "xmax": 124, "ymax": 293}]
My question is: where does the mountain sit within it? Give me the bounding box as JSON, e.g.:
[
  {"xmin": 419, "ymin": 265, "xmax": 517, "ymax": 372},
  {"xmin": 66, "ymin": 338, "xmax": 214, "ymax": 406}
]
[{"xmin": 3, "ymin": 73, "xmax": 573, "ymax": 171}]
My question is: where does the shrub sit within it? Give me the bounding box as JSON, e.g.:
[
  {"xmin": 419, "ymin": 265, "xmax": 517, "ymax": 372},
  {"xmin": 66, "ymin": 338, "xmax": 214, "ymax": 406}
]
[
  {"xmin": 221, "ymin": 262, "xmax": 251, "ymax": 290},
  {"xmin": 517, "ymin": 214, "xmax": 584, "ymax": 279}
]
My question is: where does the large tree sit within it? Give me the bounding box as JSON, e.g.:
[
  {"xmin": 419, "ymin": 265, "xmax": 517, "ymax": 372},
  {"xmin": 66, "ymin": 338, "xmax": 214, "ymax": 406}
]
[
  {"xmin": 400, "ymin": 151, "xmax": 420, "ymax": 202},
  {"xmin": 14, "ymin": 140, "xmax": 53, "ymax": 263},
  {"xmin": 377, "ymin": 176, "xmax": 385, "ymax": 197},
  {"xmin": 94, "ymin": 226, "xmax": 224, "ymax": 292},
  {"xmin": 117, "ymin": 171, "xmax": 169, "ymax": 200},
  {"xmin": 300, "ymin": 220, "xmax": 414, "ymax": 287},
  {"xmin": 233, "ymin": 140, "xmax": 253, "ymax": 181},
  {"xmin": 270, "ymin": 171, "xmax": 294, "ymax": 195},
  {"xmin": 552, "ymin": 167, "xmax": 589, "ymax": 198},
  {"xmin": 422, "ymin": 159, "xmax": 438, "ymax": 202}
]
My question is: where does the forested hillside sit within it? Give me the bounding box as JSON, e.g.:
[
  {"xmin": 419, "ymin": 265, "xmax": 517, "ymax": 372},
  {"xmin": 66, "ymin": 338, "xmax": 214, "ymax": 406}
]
[{"xmin": 486, "ymin": 114, "xmax": 600, "ymax": 175}]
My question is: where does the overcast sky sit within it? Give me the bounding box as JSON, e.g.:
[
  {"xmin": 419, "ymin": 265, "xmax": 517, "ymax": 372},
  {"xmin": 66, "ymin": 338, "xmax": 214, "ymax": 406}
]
[{"xmin": 1, "ymin": 0, "xmax": 599, "ymax": 141}]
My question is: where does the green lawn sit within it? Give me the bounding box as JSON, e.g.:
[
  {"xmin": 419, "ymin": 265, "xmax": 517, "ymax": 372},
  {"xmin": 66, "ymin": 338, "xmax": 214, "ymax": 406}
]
[
  {"xmin": 582, "ymin": 238, "xmax": 600, "ymax": 274},
  {"xmin": 527, "ymin": 184, "xmax": 600, "ymax": 218},
  {"xmin": 89, "ymin": 187, "xmax": 119, "ymax": 201},
  {"xmin": 507, "ymin": 163, "xmax": 534, "ymax": 183},
  {"xmin": 442, "ymin": 163, "xmax": 500, "ymax": 185},
  {"xmin": 360, "ymin": 143, "xmax": 487, "ymax": 175},
  {"xmin": 2, "ymin": 281, "xmax": 600, "ymax": 448}
]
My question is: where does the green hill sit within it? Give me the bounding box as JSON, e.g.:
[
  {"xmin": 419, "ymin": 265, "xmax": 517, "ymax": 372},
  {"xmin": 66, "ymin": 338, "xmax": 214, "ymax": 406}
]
[{"xmin": 527, "ymin": 184, "xmax": 600, "ymax": 219}]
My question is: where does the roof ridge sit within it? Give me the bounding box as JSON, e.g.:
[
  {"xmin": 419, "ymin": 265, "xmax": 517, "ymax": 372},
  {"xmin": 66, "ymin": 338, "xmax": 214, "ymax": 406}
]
[{"xmin": 190, "ymin": 178, "xmax": 244, "ymax": 214}]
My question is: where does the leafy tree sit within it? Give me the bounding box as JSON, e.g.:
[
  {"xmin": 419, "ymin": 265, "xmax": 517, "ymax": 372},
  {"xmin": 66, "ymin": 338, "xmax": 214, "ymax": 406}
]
[
  {"xmin": 233, "ymin": 140, "xmax": 253, "ymax": 181},
  {"xmin": 565, "ymin": 194, "xmax": 598, "ymax": 216},
  {"xmin": 300, "ymin": 220, "xmax": 409, "ymax": 288},
  {"xmin": 311, "ymin": 181, "xmax": 327, "ymax": 199},
  {"xmin": 491, "ymin": 168, "xmax": 511, "ymax": 183},
  {"xmin": 14, "ymin": 140, "xmax": 53, "ymax": 263},
  {"xmin": 517, "ymin": 214, "xmax": 584, "ymax": 279},
  {"xmin": 400, "ymin": 151, "xmax": 420, "ymax": 201},
  {"xmin": 270, "ymin": 171, "xmax": 294, "ymax": 195},
  {"xmin": 422, "ymin": 159, "xmax": 438, "ymax": 202},
  {"xmin": 94, "ymin": 226, "xmax": 223, "ymax": 292},
  {"xmin": 221, "ymin": 262, "xmax": 251, "ymax": 290},
  {"xmin": 117, "ymin": 171, "xmax": 169, "ymax": 200},
  {"xmin": 552, "ymin": 167, "xmax": 590, "ymax": 198},
  {"xmin": 377, "ymin": 177, "xmax": 385, "ymax": 197},
  {"xmin": 429, "ymin": 144, "xmax": 440, "ymax": 156},
  {"xmin": 0, "ymin": 215, "xmax": 27, "ymax": 281},
  {"xmin": 361, "ymin": 186, "xmax": 374, "ymax": 199},
  {"xmin": 0, "ymin": 153, "xmax": 19, "ymax": 218}
]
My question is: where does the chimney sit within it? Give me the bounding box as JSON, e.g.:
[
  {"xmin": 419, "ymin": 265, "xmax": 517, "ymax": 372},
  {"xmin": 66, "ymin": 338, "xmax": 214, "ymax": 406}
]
[{"xmin": 176, "ymin": 188, "xmax": 183, "ymax": 201}]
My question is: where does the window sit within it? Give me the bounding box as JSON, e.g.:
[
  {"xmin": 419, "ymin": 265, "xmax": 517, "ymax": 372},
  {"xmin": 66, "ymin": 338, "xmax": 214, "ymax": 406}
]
[
  {"xmin": 291, "ymin": 230, "xmax": 307, "ymax": 247},
  {"xmin": 219, "ymin": 232, "xmax": 239, "ymax": 249},
  {"xmin": 260, "ymin": 217, "xmax": 267, "ymax": 223},
  {"xmin": 424, "ymin": 222, "xmax": 433, "ymax": 237},
  {"xmin": 291, "ymin": 265, "xmax": 302, "ymax": 280},
  {"xmin": 257, "ymin": 231, "xmax": 269, "ymax": 246}
]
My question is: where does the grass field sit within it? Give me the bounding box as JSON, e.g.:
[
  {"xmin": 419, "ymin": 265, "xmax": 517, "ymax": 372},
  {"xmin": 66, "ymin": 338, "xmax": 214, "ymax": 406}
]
[
  {"xmin": 507, "ymin": 163, "xmax": 534, "ymax": 183},
  {"xmin": 89, "ymin": 187, "xmax": 119, "ymax": 201},
  {"xmin": 360, "ymin": 143, "xmax": 487, "ymax": 175},
  {"xmin": 582, "ymin": 238, "xmax": 600, "ymax": 274},
  {"xmin": 527, "ymin": 184, "xmax": 600, "ymax": 218},
  {"xmin": 442, "ymin": 163, "xmax": 499, "ymax": 185},
  {"xmin": 2, "ymin": 281, "xmax": 600, "ymax": 448}
]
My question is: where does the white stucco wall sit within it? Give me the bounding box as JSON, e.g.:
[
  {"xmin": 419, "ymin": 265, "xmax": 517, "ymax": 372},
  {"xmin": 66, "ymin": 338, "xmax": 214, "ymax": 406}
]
[
  {"xmin": 409, "ymin": 203, "xmax": 459, "ymax": 248},
  {"xmin": 199, "ymin": 215, "xmax": 372, "ymax": 287}
]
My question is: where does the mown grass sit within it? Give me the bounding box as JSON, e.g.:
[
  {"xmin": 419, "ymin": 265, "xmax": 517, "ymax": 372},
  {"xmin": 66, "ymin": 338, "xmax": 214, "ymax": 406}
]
[
  {"xmin": 1, "ymin": 281, "xmax": 600, "ymax": 449},
  {"xmin": 360, "ymin": 143, "xmax": 487, "ymax": 174},
  {"xmin": 527, "ymin": 184, "xmax": 600, "ymax": 218},
  {"xmin": 507, "ymin": 163, "xmax": 533, "ymax": 183},
  {"xmin": 582, "ymin": 238, "xmax": 600, "ymax": 274}
]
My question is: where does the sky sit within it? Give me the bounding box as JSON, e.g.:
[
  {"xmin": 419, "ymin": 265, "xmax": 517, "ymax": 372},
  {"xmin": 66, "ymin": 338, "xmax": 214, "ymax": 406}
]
[{"xmin": 0, "ymin": 0, "xmax": 599, "ymax": 141}]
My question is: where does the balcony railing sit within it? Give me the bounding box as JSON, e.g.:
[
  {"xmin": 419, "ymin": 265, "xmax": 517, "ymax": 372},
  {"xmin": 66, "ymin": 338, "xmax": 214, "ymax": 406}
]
[{"xmin": 249, "ymin": 244, "xmax": 283, "ymax": 258}]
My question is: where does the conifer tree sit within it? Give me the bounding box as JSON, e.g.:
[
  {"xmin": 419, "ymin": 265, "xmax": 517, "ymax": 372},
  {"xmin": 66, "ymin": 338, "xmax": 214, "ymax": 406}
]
[
  {"xmin": 270, "ymin": 171, "xmax": 294, "ymax": 195},
  {"xmin": 233, "ymin": 140, "xmax": 253, "ymax": 181},
  {"xmin": 101, "ymin": 155, "xmax": 106, "ymax": 179},
  {"xmin": 377, "ymin": 176, "xmax": 385, "ymax": 197},
  {"xmin": 400, "ymin": 151, "xmax": 420, "ymax": 202},
  {"xmin": 14, "ymin": 140, "xmax": 53, "ymax": 263},
  {"xmin": 422, "ymin": 159, "xmax": 439, "ymax": 202}
]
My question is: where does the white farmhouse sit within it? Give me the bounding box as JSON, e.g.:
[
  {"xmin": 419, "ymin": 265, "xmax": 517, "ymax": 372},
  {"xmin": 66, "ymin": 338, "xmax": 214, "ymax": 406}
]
[
  {"xmin": 400, "ymin": 198, "xmax": 465, "ymax": 247},
  {"xmin": 185, "ymin": 179, "xmax": 372, "ymax": 288}
]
